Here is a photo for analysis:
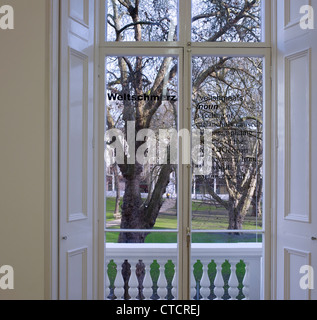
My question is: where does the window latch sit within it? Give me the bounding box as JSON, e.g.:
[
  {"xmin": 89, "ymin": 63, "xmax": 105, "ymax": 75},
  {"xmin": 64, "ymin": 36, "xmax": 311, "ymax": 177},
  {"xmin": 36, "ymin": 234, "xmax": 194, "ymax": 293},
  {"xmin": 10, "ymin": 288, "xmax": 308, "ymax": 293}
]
[{"xmin": 186, "ymin": 227, "xmax": 191, "ymax": 248}]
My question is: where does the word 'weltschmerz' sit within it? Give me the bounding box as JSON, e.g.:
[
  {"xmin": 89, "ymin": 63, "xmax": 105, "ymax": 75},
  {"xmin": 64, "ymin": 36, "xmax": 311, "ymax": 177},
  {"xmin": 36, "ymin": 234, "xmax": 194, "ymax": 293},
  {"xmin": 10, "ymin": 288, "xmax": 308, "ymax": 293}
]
[{"xmin": 107, "ymin": 93, "xmax": 177, "ymax": 102}]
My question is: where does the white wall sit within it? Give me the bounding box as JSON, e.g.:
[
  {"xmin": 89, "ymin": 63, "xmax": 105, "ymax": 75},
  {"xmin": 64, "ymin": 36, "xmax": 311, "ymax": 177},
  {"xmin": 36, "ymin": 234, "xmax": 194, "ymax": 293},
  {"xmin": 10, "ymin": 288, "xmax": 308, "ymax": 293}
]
[{"xmin": 0, "ymin": 0, "xmax": 48, "ymax": 299}]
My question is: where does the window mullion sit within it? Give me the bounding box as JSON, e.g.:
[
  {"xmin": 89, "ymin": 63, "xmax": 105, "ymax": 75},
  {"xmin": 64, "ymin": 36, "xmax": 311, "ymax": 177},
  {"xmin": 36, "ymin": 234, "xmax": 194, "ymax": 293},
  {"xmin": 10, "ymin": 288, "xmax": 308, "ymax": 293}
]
[{"xmin": 178, "ymin": 0, "xmax": 192, "ymax": 46}]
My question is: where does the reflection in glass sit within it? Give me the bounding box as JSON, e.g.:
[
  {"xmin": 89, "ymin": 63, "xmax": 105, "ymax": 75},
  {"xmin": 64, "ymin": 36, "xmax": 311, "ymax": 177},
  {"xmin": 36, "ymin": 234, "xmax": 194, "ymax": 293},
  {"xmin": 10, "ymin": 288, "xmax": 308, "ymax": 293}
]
[{"xmin": 192, "ymin": 0, "xmax": 262, "ymax": 42}]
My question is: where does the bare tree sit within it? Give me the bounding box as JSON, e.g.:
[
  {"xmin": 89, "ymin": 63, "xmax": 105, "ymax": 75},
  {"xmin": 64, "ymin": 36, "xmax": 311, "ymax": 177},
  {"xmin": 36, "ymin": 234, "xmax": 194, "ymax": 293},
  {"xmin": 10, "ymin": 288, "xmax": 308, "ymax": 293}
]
[
  {"xmin": 106, "ymin": 0, "xmax": 263, "ymax": 240},
  {"xmin": 192, "ymin": 56, "xmax": 263, "ymax": 230}
]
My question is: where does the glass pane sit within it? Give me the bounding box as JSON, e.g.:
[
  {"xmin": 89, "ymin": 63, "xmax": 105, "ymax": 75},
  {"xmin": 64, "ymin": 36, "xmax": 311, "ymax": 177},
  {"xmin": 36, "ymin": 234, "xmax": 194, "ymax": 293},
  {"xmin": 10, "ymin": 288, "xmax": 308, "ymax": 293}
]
[
  {"xmin": 191, "ymin": 56, "xmax": 263, "ymax": 232},
  {"xmin": 105, "ymin": 55, "xmax": 179, "ymax": 245},
  {"xmin": 190, "ymin": 56, "xmax": 263, "ymax": 300},
  {"xmin": 106, "ymin": 0, "xmax": 178, "ymax": 41},
  {"xmin": 191, "ymin": 232, "xmax": 262, "ymax": 244},
  {"xmin": 192, "ymin": 0, "xmax": 262, "ymax": 42},
  {"xmin": 105, "ymin": 231, "xmax": 178, "ymax": 244},
  {"xmin": 105, "ymin": 55, "xmax": 179, "ymax": 300}
]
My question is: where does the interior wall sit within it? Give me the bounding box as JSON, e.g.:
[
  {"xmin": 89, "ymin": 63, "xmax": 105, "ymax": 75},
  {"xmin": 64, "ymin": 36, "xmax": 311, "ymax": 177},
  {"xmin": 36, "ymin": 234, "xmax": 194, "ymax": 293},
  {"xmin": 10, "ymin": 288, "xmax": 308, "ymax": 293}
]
[{"xmin": 0, "ymin": 0, "xmax": 48, "ymax": 299}]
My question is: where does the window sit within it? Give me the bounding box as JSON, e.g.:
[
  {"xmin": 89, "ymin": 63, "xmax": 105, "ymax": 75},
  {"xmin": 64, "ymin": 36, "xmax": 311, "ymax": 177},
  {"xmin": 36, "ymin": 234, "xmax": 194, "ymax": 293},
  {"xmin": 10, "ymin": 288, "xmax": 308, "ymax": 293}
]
[
  {"xmin": 192, "ymin": 0, "xmax": 263, "ymax": 42},
  {"xmin": 106, "ymin": 0, "xmax": 178, "ymax": 41},
  {"xmin": 101, "ymin": 0, "xmax": 271, "ymax": 300}
]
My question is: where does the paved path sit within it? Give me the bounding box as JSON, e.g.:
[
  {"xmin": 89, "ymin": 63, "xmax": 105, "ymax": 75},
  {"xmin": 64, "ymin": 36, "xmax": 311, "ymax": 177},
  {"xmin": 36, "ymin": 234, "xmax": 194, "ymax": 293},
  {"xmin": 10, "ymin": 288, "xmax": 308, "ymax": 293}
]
[
  {"xmin": 159, "ymin": 198, "xmax": 177, "ymax": 214},
  {"xmin": 106, "ymin": 219, "xmax": 121, "ymax": 228}
]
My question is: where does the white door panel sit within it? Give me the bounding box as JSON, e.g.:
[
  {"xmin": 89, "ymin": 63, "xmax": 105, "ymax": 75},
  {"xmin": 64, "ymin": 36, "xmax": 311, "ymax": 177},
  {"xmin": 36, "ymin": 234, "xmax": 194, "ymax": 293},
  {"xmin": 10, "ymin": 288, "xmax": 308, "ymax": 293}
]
[
  {"xmin": 276, "ymin": 0, "xmax": 317, "ymax": 300},
  {"xmin": 59, "ymin": 0, "xmax": 95, "ymax": 300}
]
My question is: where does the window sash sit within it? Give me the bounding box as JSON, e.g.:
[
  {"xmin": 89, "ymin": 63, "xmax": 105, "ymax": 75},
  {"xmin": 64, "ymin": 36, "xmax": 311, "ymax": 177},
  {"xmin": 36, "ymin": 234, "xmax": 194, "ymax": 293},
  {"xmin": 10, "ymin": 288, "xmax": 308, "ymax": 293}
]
[{"xmin": 100, "ymin": 0, "xmax": 271, "ymax": 48}]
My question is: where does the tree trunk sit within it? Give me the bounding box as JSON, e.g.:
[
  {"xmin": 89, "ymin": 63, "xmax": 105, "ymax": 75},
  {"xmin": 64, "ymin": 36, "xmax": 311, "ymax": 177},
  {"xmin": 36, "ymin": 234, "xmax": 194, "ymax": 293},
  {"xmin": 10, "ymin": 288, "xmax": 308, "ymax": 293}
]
[
  {"xmin": 113, "ymin": 164, "xmax": 121, "ymax": 218},
  {"xmin": 228, "ymin": 208, "xmax": 243, "ymax": 230},
  {"xmin": 118, "ymin": 162, "xmax": 173, "ymax": 243},
  {"xmin": 227, "ymin": 198, "xmax": 243, "ymax": 230},
  {"xmin": 118, "ymin": 167, "xmax": 145, "ymax": 243},
  {"xmin": 251, "ymin": 177, "xmax": 262, "ymax": 217}
]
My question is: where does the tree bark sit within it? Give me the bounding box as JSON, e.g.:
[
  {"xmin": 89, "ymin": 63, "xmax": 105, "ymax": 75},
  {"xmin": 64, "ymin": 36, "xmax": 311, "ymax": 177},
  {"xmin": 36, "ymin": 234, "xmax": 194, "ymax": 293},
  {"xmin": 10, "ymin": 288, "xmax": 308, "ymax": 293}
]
[
  {"xmin": 113, "ymin": 164, "xmax": 121, "ymax": 218},
  {"xmin": 118, "ymin": 163, "xmax": 144, "ymax": 243},
  {"xmin": 118, "ymin": 162, "xmax": 173, "ymax": 243},
  {"xmin": 228, "ymin": 199, "xmax": 243, "ymax": 230}
]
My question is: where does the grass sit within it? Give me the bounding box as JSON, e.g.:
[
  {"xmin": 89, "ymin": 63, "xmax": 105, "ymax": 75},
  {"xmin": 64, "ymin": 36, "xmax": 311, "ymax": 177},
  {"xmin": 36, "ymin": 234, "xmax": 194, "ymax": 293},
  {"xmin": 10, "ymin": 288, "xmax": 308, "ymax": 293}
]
[
  {"xmin": 106, "ymin": 198, "xmax": 262, "ymax": 243},
  {"xmin": 106, "ymin": 198, "xmax": 123, "ymax": 222}
]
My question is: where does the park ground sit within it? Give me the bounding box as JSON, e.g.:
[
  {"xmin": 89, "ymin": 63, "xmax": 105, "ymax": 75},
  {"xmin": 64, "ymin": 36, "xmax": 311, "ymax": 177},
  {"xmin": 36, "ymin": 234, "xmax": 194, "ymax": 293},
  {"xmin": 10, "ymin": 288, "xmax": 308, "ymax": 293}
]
[{"xmin": 105, "ymin": 197, "xmax": 262, "ymax": 243}]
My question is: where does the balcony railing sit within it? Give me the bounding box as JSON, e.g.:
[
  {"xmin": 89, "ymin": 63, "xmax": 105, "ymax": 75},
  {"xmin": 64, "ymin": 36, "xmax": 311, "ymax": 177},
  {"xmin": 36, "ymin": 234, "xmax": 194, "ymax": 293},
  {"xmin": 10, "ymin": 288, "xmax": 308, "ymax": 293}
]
[{"xmin": 105, "ymin": 243, "xmax": 263, "ymax": 300}]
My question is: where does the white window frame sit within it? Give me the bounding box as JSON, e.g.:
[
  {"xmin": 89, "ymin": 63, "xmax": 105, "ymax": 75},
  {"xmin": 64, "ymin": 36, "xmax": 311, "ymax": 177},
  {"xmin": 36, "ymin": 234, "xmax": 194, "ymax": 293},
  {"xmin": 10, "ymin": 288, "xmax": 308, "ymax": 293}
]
[{"xmin": 99, "ymin": 0, "xmax": 272, "ymax": 300}]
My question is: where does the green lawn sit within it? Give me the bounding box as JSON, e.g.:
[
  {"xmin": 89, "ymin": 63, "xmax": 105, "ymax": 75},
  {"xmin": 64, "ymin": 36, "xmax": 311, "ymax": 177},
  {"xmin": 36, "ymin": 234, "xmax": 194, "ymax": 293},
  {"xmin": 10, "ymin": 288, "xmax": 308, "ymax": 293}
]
[
  {"xmin": 105, "ymin": 197, "xmax": 262, "ymax": 244},
  {"xmin": 106, "ymin": 198, "xmax": 123, "ymax": 222}
]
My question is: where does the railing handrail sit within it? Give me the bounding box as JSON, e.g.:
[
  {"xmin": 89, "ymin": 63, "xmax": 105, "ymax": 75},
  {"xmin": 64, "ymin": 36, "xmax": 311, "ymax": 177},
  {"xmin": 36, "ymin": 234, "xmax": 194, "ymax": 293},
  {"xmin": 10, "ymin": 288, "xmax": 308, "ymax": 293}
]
[{"xmin": 105, "ymin": 243, "xmax": 263, "ymax": 258}]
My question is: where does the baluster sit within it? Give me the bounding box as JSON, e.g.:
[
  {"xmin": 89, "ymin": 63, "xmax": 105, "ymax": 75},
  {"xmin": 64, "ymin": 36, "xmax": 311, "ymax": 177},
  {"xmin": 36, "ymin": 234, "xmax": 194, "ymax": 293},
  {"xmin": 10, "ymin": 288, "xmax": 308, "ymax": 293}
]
[
  {"xmin": 157, "ymin": 259, "xmax": 167, "ymax": 300},
  {"xmin": 171, "ymin": 259, "xmax": 177, "ymax": 300},
  {"xmin": 242, "ymin": 262, "xmax": 250, "ymax": 300},
  {"xmin": 129, "ymin": 260, "xmax": 139, "ymax": 300},
  {"xmin": 114, "ymin": 260, "xmax": 124, "ymax": 300},
  {"xmin": 200, "ymin": 260, "xmax": 210, "ymax": 300},
  {"xmin": 228, "ymin": 259, "xmax": 239, "ymax": 300},
  {"xmin": 137, "ymin": 260, "xmax": 145, "ymax": 300},
  {"xmin": 190, "ymin": 261, "xmax": 196, "ymax": 300},
  {"xmin": 214, "ymin": 260, "xmax": 224, "ymax": 300},
  {"xmin": 142, "ymin": 260, "xmax": 153, "ymax": 300},
  {"xmin": 105, "ymin": 259, "xmax": 111, "ymax": 300}
]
